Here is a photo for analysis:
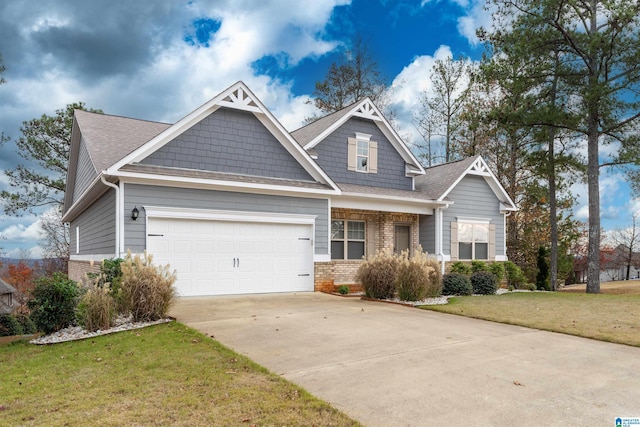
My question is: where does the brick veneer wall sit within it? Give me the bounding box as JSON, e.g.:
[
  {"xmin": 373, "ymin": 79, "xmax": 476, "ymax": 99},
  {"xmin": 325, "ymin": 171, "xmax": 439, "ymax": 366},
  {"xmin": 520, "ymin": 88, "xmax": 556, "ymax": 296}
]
[{"xmin": 68, "ymin": 260, "xmax": 101, "ymax": 285}]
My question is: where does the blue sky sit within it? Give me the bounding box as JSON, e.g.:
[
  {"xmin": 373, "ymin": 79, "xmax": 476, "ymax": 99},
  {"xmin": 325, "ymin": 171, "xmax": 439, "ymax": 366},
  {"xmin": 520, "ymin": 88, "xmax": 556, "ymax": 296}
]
[{"xmin": 0, "ymin": 0, "xmax": 637, "ymax": 258}]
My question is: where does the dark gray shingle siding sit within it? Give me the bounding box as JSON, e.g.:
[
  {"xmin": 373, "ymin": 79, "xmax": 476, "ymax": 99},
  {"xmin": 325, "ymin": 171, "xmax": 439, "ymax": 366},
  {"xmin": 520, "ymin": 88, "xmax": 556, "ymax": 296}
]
[
  {"xmin": 72, "ymin": 137, "xmax": 98, "ymax": 203},
  {"xmin": 313, "ymin": 118, "xmax": 412, "ymax": 190},
  {"xmin": 141, "ymin": 108, "xmax": 313, "ymax": 181},
  {"xmin": 70, "ymin": 190, "xmax": 116, "ymax": 255}
]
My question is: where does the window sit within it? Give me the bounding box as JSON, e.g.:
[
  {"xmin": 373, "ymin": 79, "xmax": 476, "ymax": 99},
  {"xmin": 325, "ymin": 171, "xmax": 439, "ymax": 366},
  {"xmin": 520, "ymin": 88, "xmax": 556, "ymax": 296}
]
[
  {"xmin": 331, "ymin": 220, "xmax": 366, "ymax": 260},
  {"xmin": 458, "ymin": 223, "xmax": 489, "ymax": 260},
  {"xmin": 356, "ymin": 140, "xmax": 369, "ymax": 172}
]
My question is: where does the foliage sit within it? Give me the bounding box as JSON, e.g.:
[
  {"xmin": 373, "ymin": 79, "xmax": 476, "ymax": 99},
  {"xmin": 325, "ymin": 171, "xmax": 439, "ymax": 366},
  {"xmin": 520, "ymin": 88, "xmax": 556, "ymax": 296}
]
[
  {"xmin": 471, "ymin": 260, "xmax": 488, "ymax": 273},
  {"xmin": 395, "ymin": 251, "xmax": 442, "ymax": 301},
  {"xmin": 442, "ymin": 273, "xmax": 474, "ymax": 296},
  {"xmin": 38, "ymin": 206, "xmax": 70, "ymax": 264},
  {"xmin": 77, "ymin": 284, "xmax": 116, "ymax": 332},
  {"xmin": 337, "ymin": 285, "xmax": 350, "ymax": 295},
  {"xmin": 16, "ymin": 314, "xmax": 36, "ymax": 334},
  {"xmin": 470, "ymin": 271, "xmax": 498, "ymax": 295},
  {"xmin": 355, "ymin": 250, "xmax": 399, "ymax": 300},
  {"xmin": 27, "ymin": 273, "xmax": 80, "ymax": 334},
  {"xmin": 88, "ymin": 258, "xmax": 125, "ymax": 312},
  {"xmin": 0, "ymin": 314, "xmax": 23, "ymax": 337},
  {"xmin": 536, "ymin": 246, "xmax": 550, "ymax": 291},
  {"xmin": 488, "ymin": 262, "xmax": 505, "ymax": 283},
  {"xmin": 450, "ymin": 261, "xmax": 471, "ymax": 275},
  {"xmin": 3, "ymin": 260, "xmax": 36, "ymax": 313},
  {"xmin": 120, "ymin": 251, "xmax": 177, "ymax": 322},
  {"xmin": 0, "ymin": 52, "xmax": 5, "ymax": 85},
  {"xmin": 504, "ymin": 261, "xmax": 527, "ymax": 289}
]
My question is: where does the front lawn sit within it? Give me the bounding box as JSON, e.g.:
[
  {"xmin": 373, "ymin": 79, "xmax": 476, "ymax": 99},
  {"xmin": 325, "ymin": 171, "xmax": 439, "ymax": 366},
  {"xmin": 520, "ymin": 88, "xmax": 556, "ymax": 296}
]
[
  {"xmin": 422, "ymin": 292, "xmax": 640, "ymax": 347},
  {"xmin": 0, "ymin": 322, "xmax": 359, "ymax": 426}
]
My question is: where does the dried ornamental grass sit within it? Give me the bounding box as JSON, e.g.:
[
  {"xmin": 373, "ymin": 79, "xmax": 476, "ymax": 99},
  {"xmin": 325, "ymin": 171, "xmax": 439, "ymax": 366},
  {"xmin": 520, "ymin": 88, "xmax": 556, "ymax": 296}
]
[
  {"xmin": 355, "ymin": 250, "xmax": 399, "ymax": 299},
  {"xmin": 121, "ymin": 251, "xmax": 177, "ymax": 322},
  {"xmin": 395, "ymin": 250, "xmax": 442, "ymax": 301},
  {"xmin": 77, "ymin": 284, "xmax": 116, "ymax": 332}
]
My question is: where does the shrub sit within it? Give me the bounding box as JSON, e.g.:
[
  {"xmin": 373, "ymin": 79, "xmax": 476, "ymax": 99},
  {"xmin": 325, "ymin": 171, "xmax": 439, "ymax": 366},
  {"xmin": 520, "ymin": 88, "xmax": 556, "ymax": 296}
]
[
  {"xmin": 504, "ymin": 261, "xmax": 527, "ymax": 289},
  {"xmin": 77, "ymin": 284, "xmax": 116, "ymax": 332},
  {"xmin": 88, "ymin": 258, "xmax": 125, "ymax": 313},
  {"xmin": 16, "ymin": 314, "xmax": 36, "ymax": 334},
  {"xmin": 471, "ymin": 260, "xmax": 488, "ymax": 273},
  {"xmin": 488, "ymin": 263, "xmax": 505, "ymax": 283},
  {"xmin": 470, "ymin": 271, "xmax": 498, "ymax": 295},
  {"xmin": 0, "ymin": 314, "xmax": 23, "ymax": 337},
  {"xmin": 536, "ymin": 246, "xmax": 550, "ymax": 291},
  {"xmin": 450, "ymin": 261, "xmax": 471, "ymax": 275},
  {"xmin": 442, "ymin": 273, "xmax": 473, "ymax": 296},
  {"xmin": 355, "ymin": 250, "xmax": 399, "ymax": 300},
  {"xmin": 395, "ymin": 251, "xmax": 442, "ymax": 301},
  {"xmin": 121, "ymin": 251, "xmax": 177, "ymax": 322},
  {"xmin": 28, "ymin": 273, "xmax": 81, "ymax": 334},
  {"xmin": 337, "ymin": 285, "xmax": 349, "ymax": 295}
]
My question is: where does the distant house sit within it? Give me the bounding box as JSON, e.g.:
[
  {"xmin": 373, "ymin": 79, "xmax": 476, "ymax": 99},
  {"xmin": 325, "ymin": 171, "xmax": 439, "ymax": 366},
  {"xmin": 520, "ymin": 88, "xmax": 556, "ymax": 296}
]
[
  {"xmin": 63, "ymin": 81, "xmax": 517, "ymax": 296},
  {"xmin": 0, "ymin": 278, "xmax": 17, "ymax": 314},
  {"xmin": 600, "ymin": 244, "xmax": 640, "ymax": 282}
]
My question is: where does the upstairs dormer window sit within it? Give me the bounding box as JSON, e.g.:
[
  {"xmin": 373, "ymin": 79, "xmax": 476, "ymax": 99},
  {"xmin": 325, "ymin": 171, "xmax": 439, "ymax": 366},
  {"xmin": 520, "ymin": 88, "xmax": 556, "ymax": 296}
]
[{"xmin": 348, "ymin": 132, "xmax": 378, "ymax": 174}]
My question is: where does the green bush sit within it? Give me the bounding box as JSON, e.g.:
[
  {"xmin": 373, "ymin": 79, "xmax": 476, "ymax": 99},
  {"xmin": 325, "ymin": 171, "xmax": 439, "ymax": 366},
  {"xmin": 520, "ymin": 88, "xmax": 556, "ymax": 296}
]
[
  {"xmin": 488, "ymin": 263, "xmax": 505, "ymax": 283},
  {"xmin": 504, "ymin": 261, "xmax": 527, "ymax": 289},
  {"xmin": 442, "ymin": 273, "xmax": 473, "ymax": 296},
  {"xmin": 471, "ymin": 260, "xmax": 488, "ymax": 273},
  {"xmin": 16, "ymin": 314, "xmax": 36, "ymax": 334},
  {"xmin": 450, "ymin": 261, "xmax": 471, "ymax": 275},
  {"xmin": 470, "ymin": 271, "xmax": 498, "ymax": 295},
  {"xmin": 88, "ymin": 258, "xmax": 125, "ymax": 313},
  {"xmin": 536, "ymin": 247, "xmax": 550, "ymax": 291},
  {"xmin": 0, "ymin": 314, "xmax": 23, "ymax": 337},
  {"xmin": 121, "ymin": 251, "xmax": 177, "ymax": 322},
  {"xmin": 337, "ymin": 285, "xmax": 349, "ymax": 295},
  {"xmin": 28, "ymin": 273, "xmax": 81, "ymax": 334},
  {"xmin": 77, "ymin": 284, "xmax": 116, "ymax": 332},
  {"xmin": 355, "ymin": 250, "xmax": 399, "ymax": 300},
  {"xmin": 395, "ymin": 251, "xmax": 442, "ymax": 301}
]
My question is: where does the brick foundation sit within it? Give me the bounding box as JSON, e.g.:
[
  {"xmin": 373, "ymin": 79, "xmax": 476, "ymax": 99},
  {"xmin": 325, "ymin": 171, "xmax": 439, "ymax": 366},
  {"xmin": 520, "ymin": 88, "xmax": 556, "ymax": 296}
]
[{"xmin": 68, "ymin": 260, "xmax": 101, "ymax": 285}]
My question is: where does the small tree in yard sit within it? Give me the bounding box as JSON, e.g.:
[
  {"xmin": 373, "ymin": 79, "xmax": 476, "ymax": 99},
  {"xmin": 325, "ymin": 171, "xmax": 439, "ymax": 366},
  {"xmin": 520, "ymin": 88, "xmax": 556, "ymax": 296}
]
[{"xmin": 28, "ymin": 273, "xmax": 81, "ymax": 334}]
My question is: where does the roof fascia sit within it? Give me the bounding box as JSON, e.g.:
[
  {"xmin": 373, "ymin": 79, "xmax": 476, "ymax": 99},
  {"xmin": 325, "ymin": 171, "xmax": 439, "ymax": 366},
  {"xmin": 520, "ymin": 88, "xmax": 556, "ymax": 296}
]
[{"xmin": 438, "ymin": 156, "xmax": 517, "ymax": 210}]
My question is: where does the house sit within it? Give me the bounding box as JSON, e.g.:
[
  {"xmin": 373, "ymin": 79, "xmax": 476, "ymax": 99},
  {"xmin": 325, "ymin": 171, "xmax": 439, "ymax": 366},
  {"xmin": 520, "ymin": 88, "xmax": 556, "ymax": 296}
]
[
  {"xmin": 63, "ymin": 81, "xmax": 517, "ymax": 296},
  {"xmin": 0, "ymin": 278, "xmax": 17, "ymax": 314},
  {"xmin": 599, "ymin": 244, "xmax": 640, "ymax": 282}
]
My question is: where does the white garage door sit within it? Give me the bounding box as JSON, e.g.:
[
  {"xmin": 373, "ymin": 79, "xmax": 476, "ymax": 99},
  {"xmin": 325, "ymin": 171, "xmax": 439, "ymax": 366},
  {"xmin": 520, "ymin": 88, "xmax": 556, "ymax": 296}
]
[{"xmin": 146, "ymin": 217, "xmax": 314, "ymax": 296}]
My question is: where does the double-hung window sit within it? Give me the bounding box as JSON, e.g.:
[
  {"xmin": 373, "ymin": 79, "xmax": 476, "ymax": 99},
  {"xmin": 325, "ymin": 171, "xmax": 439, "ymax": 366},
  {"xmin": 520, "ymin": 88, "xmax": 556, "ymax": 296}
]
[
  {"xmin": 356, "ymin": 140, "xmax": 369, "ymax": 172},
  {"xmin": 458, "ymin": 222, "xmax": 489, "ymax": 260},
  {"xmin": 331, "ymin": 220, "xmax": 366, "ymax": 260}
]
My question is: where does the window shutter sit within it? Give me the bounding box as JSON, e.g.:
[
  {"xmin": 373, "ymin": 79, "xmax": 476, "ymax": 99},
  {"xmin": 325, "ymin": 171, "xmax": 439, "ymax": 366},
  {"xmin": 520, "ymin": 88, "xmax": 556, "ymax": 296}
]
[
  {"xmin": 489, "ymin": 223, "xmax": 496, "ymax": 261},
  {"xmin": 347, "ymin": 137, "xmax": 357, "ymax": 171},
  {"xmin": 450, "ymin": 222, "xmax": 458, "ymax": 261},
  {"xmin": 369, "ymin": 141, "xmax": 378, "ymax": 173}
]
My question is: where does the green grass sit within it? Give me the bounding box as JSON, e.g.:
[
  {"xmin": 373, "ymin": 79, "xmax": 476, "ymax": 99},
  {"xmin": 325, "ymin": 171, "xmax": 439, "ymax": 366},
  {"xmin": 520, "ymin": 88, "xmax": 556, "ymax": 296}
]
[
  {"xmin": 0, "ymin": 322, "xmax": 360, "ymax": 426},
  {"xmin": 422, "ymin": 292, "xmax": 640, "ymax": 347}
]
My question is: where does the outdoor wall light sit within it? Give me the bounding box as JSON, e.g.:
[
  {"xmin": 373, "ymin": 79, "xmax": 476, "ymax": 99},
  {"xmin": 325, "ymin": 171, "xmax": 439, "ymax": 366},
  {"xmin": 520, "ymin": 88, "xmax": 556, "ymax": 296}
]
[{"xmin": 131, "ymin": 206, "xmax": 139, "ymax": 221}]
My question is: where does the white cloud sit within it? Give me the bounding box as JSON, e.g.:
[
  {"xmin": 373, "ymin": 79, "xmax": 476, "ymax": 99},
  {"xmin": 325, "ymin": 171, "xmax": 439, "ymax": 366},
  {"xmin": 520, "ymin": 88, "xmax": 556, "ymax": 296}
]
[
  {"xmin": 0, "ymin": 220, "xmax": 43, "ymax": 243},
  {"xmin": 456, "ymin": 0, "xmax": 494, "ymax": 45}
]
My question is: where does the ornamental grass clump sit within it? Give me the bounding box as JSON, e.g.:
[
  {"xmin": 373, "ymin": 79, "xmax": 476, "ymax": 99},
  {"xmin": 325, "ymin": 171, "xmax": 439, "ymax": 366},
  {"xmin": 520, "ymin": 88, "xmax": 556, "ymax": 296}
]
[
  {"xmin": 395, "ymin": 250, "xmax": 442, "ymax": 301},
  {"xmin": 77, "ymin": 284, "xmax": 116, "ymax": 332},
  {"xmin": 121, "ymin": 251, "xmax": 177, "ymax": 322},
  {"xmin": 355, "ymin": 250, "xmax": 399, "ymax": 299}
]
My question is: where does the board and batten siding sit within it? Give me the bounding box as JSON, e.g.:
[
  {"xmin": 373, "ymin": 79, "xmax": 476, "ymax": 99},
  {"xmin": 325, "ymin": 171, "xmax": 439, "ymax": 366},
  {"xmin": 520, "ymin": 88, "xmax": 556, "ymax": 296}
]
[
  {"xmin": 140, "ymin": 108, "xmax": 313, "ymax": 181},
  {"xmin": 441, "ymin": 175, "xmax": 505, "ymax": 256},
  {"xmin": 418, "ymin": 214, "xmax": 436, "ymax": 254},
  {"xmin": 72, "ymin": 136, "xmax": 98, "ymax": 204},
  {"xmin": 69, "ymin": 190, "xmax": 116, "ymax": 255},
  {"xmin": 313, "ymin": 117, "xmax": 413, "ymax": 191},
  {"xmin": 123, "ymin": 184, "xmax": 329, "ymax": 255}
]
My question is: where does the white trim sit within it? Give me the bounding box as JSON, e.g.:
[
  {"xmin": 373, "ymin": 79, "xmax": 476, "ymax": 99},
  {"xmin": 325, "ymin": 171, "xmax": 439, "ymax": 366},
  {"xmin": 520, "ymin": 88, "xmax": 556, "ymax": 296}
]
[
  {"xmin": 100, "ymin": 175, "xmax": 120, "ymax": 257},
  {"xmin": 62, "ymin": 173, "xmax": 103, "ymax": 222},
  {"xmin": 495, "ymin": 255, "xmax": 508, "ymax": 261},
  {"xmin": 456, "ymin": 216, "xmax": 491, "ymax": 224},
  {"xmin": 143, "ymin": 206, "xmax": 317, "ymax": 225},
  {"xmin": 314, "ymin": 254, "xmax": 331, "ymax": 262},
  {"xmin": 76, "ymin": 227, "xmax": 80, "ymax": 254},
  {"xmin": 114, "ymin": 170, "xmax": 340, "ymax": 197},
  {"xmin": 119, "ymin": 180, "xmax": 126, "ymax": 257},
  {"xmin": 355, "ymin": 132, "xmax": 372, "ymax": 141},
  {"xmin": 326, "ymin": 198, "xmax": 332, "ymax": 260},
  {"xmin": 70, "ymin": 254, "xmax": 117, "ymax": 261},
  {"xmin": 332, "ymin": 196, "xmax": 435, "ymax": 215}
]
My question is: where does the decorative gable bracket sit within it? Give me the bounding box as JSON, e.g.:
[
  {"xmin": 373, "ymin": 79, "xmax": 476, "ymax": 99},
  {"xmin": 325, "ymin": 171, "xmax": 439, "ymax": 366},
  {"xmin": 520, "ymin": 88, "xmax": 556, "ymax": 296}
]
[
  {"xmin": 352, "ymin": 100, "xmax": 382, "ymax": 121},
  {"xmin": 218, "ymin": 87, "xmax": 261, "ymax": 113},
  {"xmin": 467, "ymin": 158, "xmax": 492, "ymax": 176}
]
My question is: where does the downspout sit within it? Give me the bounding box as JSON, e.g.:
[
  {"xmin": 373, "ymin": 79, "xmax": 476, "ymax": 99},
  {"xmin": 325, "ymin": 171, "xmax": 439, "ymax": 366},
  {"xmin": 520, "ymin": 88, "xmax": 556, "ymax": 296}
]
[
  {"xmin": 438, "ymin": 207, "xmax": 446, "ymax": 275},
  {"xmin": 100, "ymin": 175, "xmax": 120, "ymax": 258}
]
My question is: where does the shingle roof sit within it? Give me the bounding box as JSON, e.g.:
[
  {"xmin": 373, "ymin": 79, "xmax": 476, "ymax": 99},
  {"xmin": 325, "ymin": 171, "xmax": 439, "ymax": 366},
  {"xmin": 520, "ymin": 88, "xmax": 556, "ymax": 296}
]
[
  {"xmin": 120, "ymin": 164, "xmax": 334, "ymax": 191},
  {"xmin": 415, "ymin": 156, "xmax": 478, "ymax": 200},
  {"xmin": 0, "ymin": 278, "xmax": 17, "ymax": 295},
  {"xmin": 290, "ymin": 102, "xmax": 358, "ymax": 146},
  {"xmin": 337, "ymin": 183, "xmax": 443, "ymax": 202},
  {"xmin": 75, "ymin": 110, "xmax": 170, "ymax": 172}
]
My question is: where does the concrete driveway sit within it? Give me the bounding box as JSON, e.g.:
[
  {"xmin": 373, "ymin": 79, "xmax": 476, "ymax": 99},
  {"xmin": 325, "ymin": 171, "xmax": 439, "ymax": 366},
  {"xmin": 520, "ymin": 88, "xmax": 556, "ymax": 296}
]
[{"xmin": 170, "ymin": 292, "xmax": 640, "ymax": 426}]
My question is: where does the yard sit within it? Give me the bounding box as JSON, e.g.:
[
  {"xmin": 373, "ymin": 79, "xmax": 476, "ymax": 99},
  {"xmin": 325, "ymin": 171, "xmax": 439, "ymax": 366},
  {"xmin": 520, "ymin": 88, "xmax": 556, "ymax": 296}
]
[
  {"xmin": 423, "ymin": 281, "xmax": 640, "ymax": 347},
  {"xmin": 0, "ymin": 322, "xmax": 359, "ymax": 427}
]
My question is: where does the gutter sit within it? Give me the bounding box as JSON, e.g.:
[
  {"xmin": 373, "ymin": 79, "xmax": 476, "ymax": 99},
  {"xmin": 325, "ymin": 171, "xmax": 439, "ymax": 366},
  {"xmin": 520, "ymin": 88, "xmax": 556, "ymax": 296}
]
[{"xmin": 100, "ymin": 175, "xmax": 120, "ymax": 257}]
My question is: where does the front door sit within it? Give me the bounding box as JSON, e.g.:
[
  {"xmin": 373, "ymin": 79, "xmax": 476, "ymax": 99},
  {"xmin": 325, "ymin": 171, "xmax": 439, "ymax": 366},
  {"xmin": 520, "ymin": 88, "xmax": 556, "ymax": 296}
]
[{"xmin": 394, "ymin": 225, "xmax": 411, "ymax": 254}]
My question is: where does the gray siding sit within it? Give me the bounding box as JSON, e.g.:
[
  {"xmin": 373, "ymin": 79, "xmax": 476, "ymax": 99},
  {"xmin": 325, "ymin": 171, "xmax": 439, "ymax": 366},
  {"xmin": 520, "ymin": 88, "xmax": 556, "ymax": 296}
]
[
  {"xmin": 141, "ymin": 108, "xmax": 313, "ymax": 181},
  {"xmin": 419, "ymin": 214, "xmax": 436, "ymax": 254},
  {"xmin": 70, "ymin": 190, "xmax": 116, "ymax": 255},
  {"xmin": 123, "ymin": 184, "xmax": 329, "ymax": 255},
  {"xmin": 314, "ymin": 118, "xmax": 412, "ymax": 190},
  {"xmin": 442, "ymin": 175, "xmax": 505, "ymax": 256},
  {"xmin": 72, "ymin": 137, "xmax": 98, "ymax": 203}
]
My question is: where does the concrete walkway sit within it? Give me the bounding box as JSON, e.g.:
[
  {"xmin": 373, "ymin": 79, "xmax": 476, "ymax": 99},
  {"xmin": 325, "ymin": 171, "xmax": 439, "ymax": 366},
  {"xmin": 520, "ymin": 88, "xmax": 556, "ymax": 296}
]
[{"xmin": 170, "ymin": 292, "xmax": 640, "ymax": 426}]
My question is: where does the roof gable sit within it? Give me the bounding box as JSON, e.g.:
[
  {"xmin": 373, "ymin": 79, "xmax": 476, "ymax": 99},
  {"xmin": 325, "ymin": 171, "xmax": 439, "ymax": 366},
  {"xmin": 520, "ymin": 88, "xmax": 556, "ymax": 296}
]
[
  {"xmin": 107, "ymin": 81, "xmax": 337, "ymax": 188},
  {"xmin": 291, "ymin": 98, "xmax": 424, "ymax": 176},
  {"xmin": 416, "ymin": 156, "xmax": 517, "ymax": 211}
]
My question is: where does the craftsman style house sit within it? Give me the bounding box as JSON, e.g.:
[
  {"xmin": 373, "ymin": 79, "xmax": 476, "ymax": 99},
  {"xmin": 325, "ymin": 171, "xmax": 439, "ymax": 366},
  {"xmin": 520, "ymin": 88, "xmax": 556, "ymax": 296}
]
[{"xmin": 63, "ymin": 81, "xmax": 516, "ymax": 296}]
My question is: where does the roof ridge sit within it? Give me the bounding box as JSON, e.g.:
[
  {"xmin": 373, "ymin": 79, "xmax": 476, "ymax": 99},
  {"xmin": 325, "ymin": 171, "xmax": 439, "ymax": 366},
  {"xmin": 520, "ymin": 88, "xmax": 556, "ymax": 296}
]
[{"xmin": 75, "ymin": 109, "xmax": 171, "ymax": 126}]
